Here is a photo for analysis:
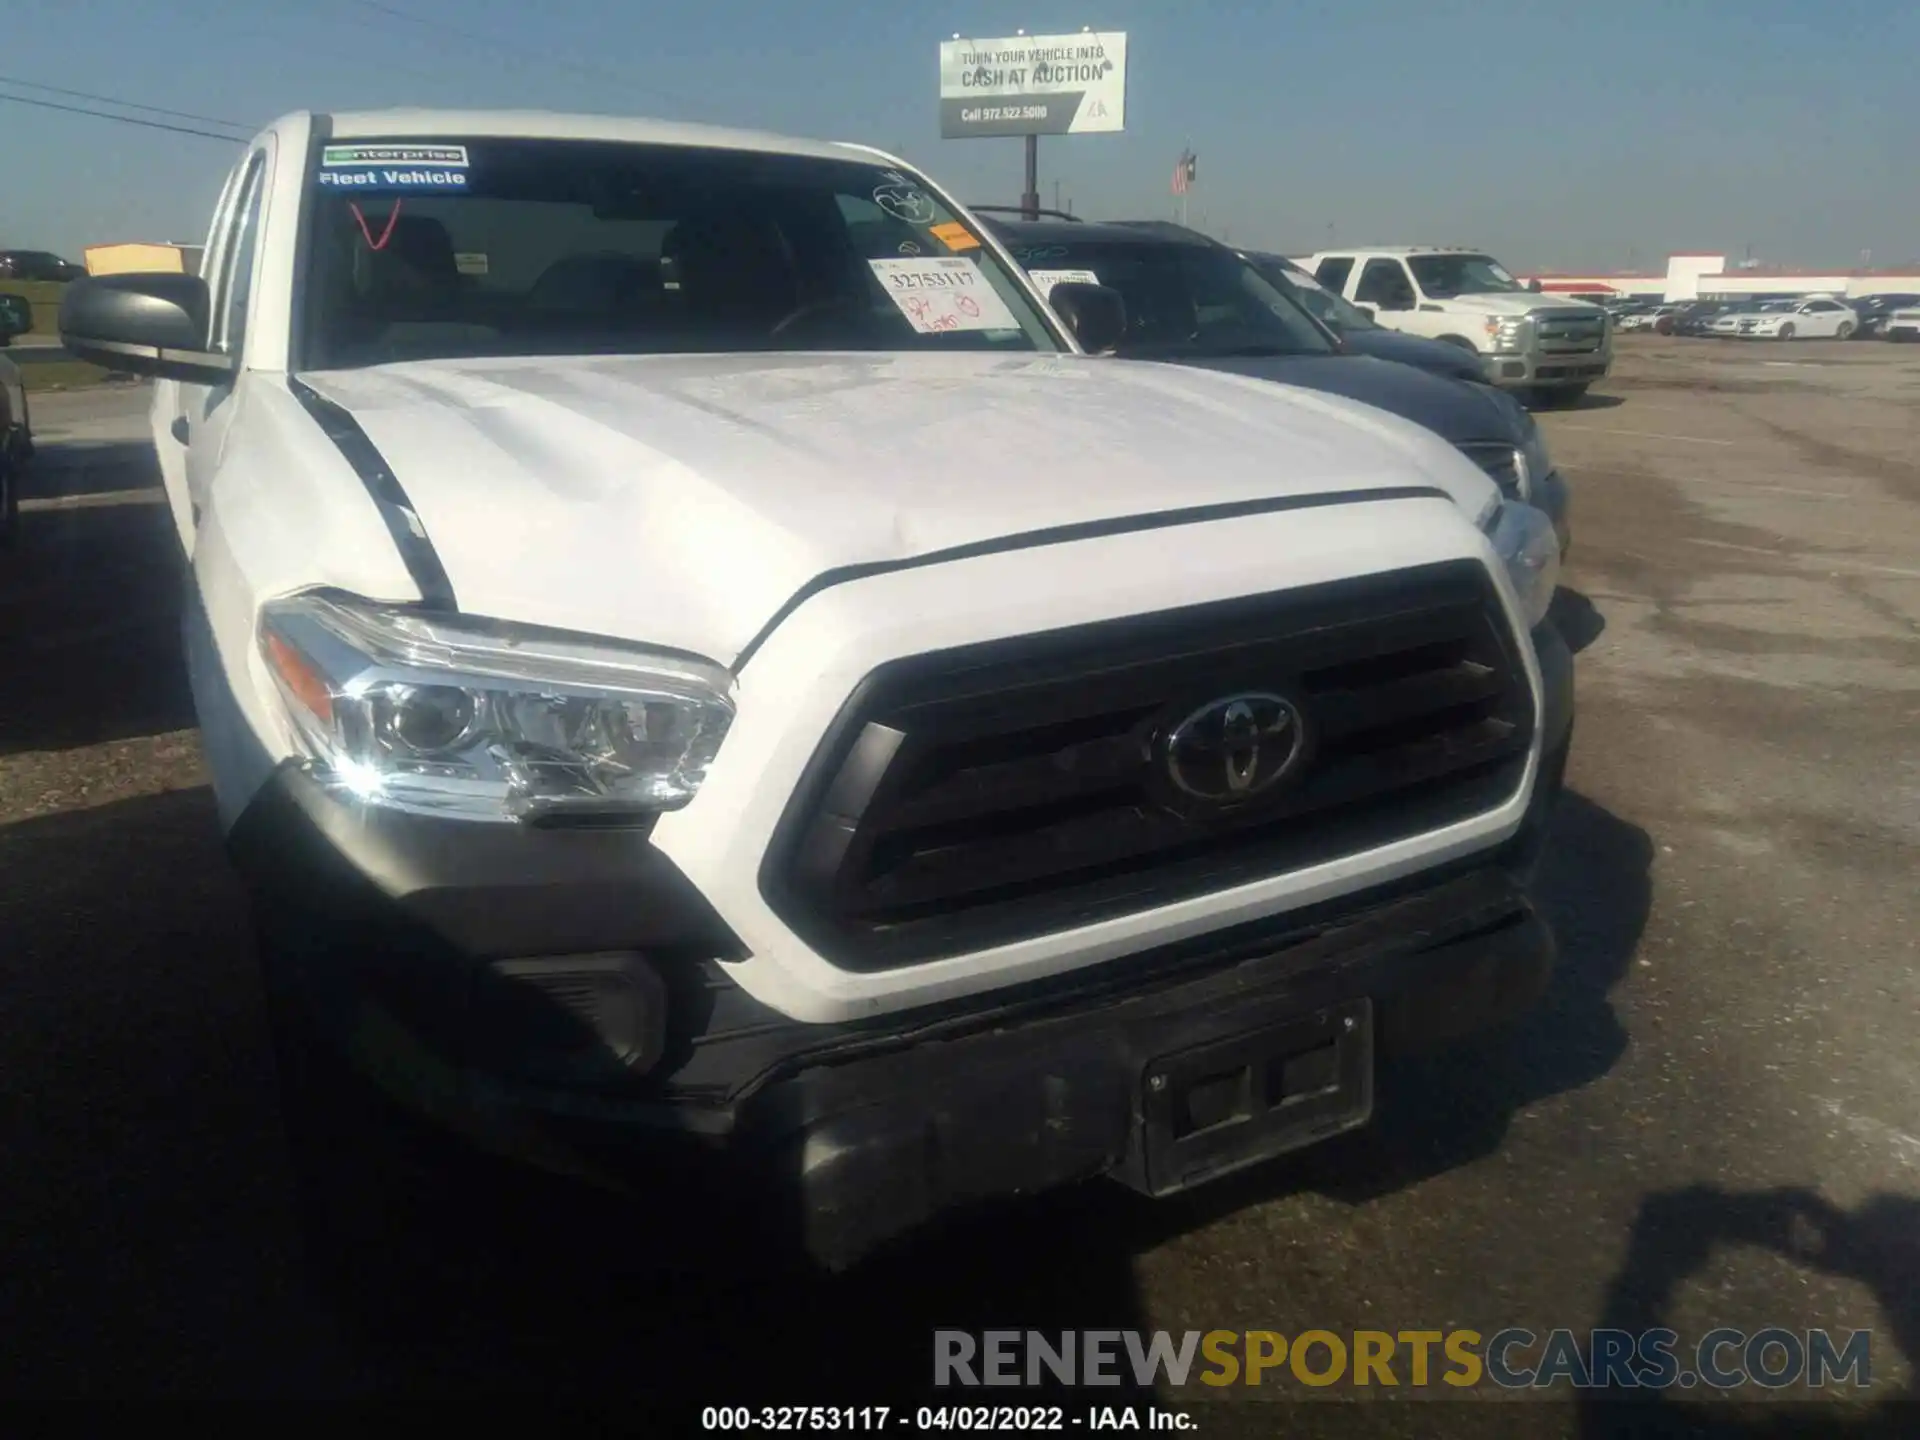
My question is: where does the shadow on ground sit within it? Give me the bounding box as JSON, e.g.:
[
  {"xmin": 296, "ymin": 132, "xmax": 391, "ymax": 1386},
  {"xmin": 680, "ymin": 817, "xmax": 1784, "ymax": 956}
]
[
  {"xmin": 0, "ymin": 787, "xmax": 333, "ymax": 1393},
  {"xmin": 1578, "ymin": 1188, "xmax": 1917, "ymax": 1438},
  {"xmin": 13, "ymin": 436, "xmax": 159, "ymax": 502},
  {"xmin": 1540, "ymin": 392, "xmax": 1627, "ymax": 413},
  {"xmin": 0, "ymin": 446, "xmax": 190, "ymax": 757}
]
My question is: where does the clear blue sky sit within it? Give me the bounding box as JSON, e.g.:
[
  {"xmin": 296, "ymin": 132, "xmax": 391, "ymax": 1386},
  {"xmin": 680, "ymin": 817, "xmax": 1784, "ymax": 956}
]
[{"xmin": 5, "ymin": 0, "xmax": 1916, "ymax": 272}]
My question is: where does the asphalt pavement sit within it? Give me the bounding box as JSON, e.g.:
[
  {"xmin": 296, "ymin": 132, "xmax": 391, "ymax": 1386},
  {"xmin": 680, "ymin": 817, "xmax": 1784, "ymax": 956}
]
[
  {"xmin": 6, "ymin": 335, "xmax": 75, "ymax": 364},
  {"xmin": 1, "ymin": 346, "xmax": 1915, "ymax": 1433}
]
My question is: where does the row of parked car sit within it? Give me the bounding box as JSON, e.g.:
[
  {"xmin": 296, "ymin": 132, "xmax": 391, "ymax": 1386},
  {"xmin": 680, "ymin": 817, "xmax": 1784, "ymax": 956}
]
[{"xmin": 1605, "ymin": 293, "xmax": 1920, "ymax": 341}]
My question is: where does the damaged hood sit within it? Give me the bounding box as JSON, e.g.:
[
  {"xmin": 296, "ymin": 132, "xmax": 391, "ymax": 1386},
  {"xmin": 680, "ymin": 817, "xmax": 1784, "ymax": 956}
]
[{"xmin": 296, "ymin": 350, "xmax": 1494, "ymax": 665}]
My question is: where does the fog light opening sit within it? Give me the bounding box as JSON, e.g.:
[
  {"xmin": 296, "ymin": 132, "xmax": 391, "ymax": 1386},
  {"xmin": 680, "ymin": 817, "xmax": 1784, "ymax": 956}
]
[{"xmin": 482, "ymin": 953, "xmax": 669, "ymax": 1083}]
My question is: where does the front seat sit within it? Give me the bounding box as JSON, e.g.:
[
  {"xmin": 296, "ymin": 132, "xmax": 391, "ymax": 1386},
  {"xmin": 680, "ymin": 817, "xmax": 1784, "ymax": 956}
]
[
  {"xmin": 530, "ymin": 252, "xmax": 657, "ymax": 317},
  {"xmin": 662, "ymin": 211, "xmax": 799, "ymax": 340},
  {"xmin": 365, "ymin": 215, "xmax": 462, "ymax": 313},
  {"xmin": 356, "ymin": 214, "xmax": 497, "ymax": 355}
]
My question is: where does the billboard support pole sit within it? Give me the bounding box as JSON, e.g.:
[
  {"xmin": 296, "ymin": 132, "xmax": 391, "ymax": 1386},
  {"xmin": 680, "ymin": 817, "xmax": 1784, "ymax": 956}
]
[{"xmin": 1022, "ymin": 134, "xmax": 1040, "ymax": 219}]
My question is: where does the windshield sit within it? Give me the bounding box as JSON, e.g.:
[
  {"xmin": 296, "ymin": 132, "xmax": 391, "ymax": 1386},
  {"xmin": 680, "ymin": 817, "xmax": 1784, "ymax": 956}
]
[
  {"xmin": 1243, "ymin": 255, "xmax": 1376, "ymax": 332},
  {"xmin": 298, "ymin": 138, "xmax": 1062, "ymax": 370},
  {"xmin": 1406, "ymin": 253, "xmax": 1524, "ymax": 299},
  {"xmin": 1001, "ymin": 238, "xmax": 1334, "ymax": 358}
]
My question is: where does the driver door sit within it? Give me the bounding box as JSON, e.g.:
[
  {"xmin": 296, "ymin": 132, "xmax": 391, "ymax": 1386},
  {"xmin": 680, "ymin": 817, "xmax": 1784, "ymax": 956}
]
[
  {"xmin": 1352, "ymin": 258, "xmax": 1420, "ymax": 332},
  {"xmin": 1805, "ymin": 301, "xmax": 1841, "ymax": 338}
]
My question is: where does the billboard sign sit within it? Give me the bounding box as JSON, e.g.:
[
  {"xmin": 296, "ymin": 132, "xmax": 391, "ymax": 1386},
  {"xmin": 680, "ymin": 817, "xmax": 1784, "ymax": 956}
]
[{"xmin": 938, "ymin": 32, "xmax": 1128, "ymax": 139}]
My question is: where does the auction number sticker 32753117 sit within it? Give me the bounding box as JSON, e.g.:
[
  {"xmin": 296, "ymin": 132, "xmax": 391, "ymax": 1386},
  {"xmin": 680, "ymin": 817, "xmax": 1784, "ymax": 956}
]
[{"xmin": 866, "ymin": 257, "xmax": 1020, "ymax": 334}]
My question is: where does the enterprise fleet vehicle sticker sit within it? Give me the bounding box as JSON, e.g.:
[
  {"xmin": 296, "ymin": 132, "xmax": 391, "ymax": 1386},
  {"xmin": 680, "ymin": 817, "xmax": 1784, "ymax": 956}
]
[
  {"xmin": 323, "ymin": 145, "xmax": 469, "ymax": 167},
  {"xmin": 318, "ymin": 167, "xmax": 468, "ymax": 190},
  {"xmin": 1025, "ymin": 267, "xmax": 1100, "ymax": 297},
  {"xmin": 317, "ymin": 143, "xmax": 471, "ymax": 190},
  {"xmin": 867, "ymin": 257, "xmax": 1019, "ymax": 333}
]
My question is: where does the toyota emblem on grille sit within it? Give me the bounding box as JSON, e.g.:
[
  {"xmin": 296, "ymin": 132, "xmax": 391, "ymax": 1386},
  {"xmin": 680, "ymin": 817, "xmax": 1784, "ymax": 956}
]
[{"xmin": 1163, "ymin": 693, "xmax": 1307, "ymax": 803}]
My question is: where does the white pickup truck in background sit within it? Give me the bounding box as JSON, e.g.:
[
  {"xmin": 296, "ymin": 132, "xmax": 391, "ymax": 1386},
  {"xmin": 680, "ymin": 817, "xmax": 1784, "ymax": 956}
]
[
  {"xmin": 1300, "ymin": 246, "xmax": 1612, "ymax": 407},
  {"xmin": 58, "ymin": 109, "xmax": 1573, "ymax": 1272}
]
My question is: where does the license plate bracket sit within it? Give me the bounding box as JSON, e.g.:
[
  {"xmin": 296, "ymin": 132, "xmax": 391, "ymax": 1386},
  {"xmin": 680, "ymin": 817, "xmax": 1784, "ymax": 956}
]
[{"xmin": 1137, "ymin": 999, "xmax": 1373, "ymax": 1196}]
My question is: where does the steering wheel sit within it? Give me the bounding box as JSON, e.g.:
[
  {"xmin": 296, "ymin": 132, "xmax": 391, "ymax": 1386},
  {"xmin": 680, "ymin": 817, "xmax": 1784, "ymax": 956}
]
[{"xmin": 769, "ymin": 295, "xmax": 871, "ymax": 341}]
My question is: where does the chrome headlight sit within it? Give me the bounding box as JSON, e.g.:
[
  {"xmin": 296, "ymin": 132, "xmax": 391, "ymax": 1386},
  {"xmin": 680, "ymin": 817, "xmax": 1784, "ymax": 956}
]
[
  {"xmin": 1485, "ymin": 315, "xmax": 1530, "ymax": 353},
  {"xmin": 258, "ymin": 592, "xmax": 736, "ymax": 823},
  {"xmin": 1477, "ymin": 498, "xmax": 1560, "ymax": 629},
  {"xmin": 1513, "ymin": 408, "xmax": 1555, "ymax": 501}
]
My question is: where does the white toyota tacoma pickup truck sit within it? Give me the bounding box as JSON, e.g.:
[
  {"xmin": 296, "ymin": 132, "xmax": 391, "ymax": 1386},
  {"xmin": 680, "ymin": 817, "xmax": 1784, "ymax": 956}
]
[
  {"xmin": 1300, "ymin": 246, "xmax": 1612, "ymax": 407},
  {"xmin": 62, "ymin": 110, "xmax": 1573, "ymax": 1270}
]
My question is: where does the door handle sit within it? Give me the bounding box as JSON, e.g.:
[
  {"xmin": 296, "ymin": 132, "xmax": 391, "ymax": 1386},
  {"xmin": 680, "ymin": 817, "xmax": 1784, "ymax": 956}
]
[{"xmin": 171, "ymin": 416, "xmax": 190, "ymax": 445}]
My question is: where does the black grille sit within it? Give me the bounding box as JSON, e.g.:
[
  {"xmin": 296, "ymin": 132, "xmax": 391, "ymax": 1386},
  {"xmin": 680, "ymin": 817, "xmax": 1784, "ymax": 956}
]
[
  {"xmin": 1536, "ymin": 315, "xmax": 1606, "ymax": 353},
  {"xmin": 759, "ymin": 561, "xmax": 1535, "ymax": 970}
]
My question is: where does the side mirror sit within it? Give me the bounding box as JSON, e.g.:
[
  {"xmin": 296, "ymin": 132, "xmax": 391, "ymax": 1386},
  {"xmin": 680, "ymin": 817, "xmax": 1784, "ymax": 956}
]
[
  {"xmin": 1047, "ymin": 281, "xmax": 1128, "ymax": 354},
  {"xmin": 59, "ymin": 273, "xmax": 233, "ymax": 384}
]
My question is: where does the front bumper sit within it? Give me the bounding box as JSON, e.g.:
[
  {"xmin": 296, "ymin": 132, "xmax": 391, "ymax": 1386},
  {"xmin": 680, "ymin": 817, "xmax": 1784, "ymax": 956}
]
[
  {"xmin": 1481, "ymin": 351, "xmax": 1611, "ymax": 388},
  {"xmin": 236, "ymin": 621, "xmax": 1575, "ymax": 1266}
]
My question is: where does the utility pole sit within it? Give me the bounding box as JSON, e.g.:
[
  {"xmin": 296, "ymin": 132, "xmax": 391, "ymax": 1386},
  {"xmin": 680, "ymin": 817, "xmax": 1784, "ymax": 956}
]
[{"xmin": 1022, "ymin": 134, "xmax": 1040, "ymax": 220}]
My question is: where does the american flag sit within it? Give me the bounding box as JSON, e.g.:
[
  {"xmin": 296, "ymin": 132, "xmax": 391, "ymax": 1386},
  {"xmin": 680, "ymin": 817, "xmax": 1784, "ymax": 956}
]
[{"xmin": 1171, "ymin": 149, "xmax": 1196, "ymax": 195}]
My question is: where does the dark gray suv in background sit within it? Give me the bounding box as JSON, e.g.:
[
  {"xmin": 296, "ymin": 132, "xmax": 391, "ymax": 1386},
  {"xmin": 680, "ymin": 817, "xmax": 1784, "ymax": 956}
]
[{"xmin": 981, "ymin": 216, "xmax": 1570, "ymax": 556}]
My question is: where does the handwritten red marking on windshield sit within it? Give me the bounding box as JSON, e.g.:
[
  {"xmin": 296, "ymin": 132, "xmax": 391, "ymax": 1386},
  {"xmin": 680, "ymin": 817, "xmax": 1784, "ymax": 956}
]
[
  {"xmin": 955, "ymin": 295, "xmax": 981, "ymax": 318},
  {"xmin": 349, "ymin": 199, "xmax": 404, "ymax": 252}
]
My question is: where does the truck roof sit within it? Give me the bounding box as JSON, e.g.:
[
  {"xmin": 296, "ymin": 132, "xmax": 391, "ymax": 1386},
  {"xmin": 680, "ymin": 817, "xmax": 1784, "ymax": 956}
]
[{"xmin": 273, "ymin": 109, "xmax": 895, "ymax": 168}]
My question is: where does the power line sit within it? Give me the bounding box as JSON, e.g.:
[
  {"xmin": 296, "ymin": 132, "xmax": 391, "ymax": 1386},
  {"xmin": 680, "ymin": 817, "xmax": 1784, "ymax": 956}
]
[
  {"xmin": 0, "ymin": 74, "xmax": 251, "ymax": 132},
  {"xmin": 0, "ymin": 89, "xmax": 244, "ymax": 142}
]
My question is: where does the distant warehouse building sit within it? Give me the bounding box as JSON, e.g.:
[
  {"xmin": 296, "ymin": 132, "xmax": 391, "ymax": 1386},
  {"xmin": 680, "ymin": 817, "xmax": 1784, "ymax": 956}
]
[
  {"xmin": 84, "ymin": 242, "xmax": 205, "ymax": 278},
  {"xmin": 1520, "ymin": 253, "xmax": 1920, "ymax": 303}
]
